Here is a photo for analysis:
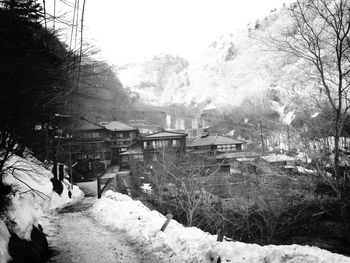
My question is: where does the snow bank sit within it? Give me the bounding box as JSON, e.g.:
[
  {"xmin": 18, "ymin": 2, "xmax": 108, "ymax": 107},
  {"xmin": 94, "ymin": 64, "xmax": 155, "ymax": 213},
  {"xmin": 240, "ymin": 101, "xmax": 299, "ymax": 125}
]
[
  {"xmin": 92, "ymin": 191, "xmax": 350, "ymax": 263},
  {"xmin": 0, "ymin": 220, "xmax": 11, "ymax": 263},
  {"xmin": 49, "ymin": 179, "xmax": 83, "ymax": 209},
  {"xmin": 1, "ymin": 155, "xmax": 84, "ymax": 262}
]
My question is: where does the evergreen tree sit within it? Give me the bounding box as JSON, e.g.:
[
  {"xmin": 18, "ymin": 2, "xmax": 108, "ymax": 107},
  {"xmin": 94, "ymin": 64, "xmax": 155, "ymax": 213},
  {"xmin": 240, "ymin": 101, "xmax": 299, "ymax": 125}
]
[{"xmin": 0, "ymin": 0, "xmax": 76, "ymax": 169}]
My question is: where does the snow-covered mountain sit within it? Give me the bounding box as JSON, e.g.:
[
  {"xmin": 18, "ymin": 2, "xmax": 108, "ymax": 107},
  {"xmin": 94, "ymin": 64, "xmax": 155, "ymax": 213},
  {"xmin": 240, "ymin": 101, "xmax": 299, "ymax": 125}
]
[
  {"xmin": 117, "ymin": 5, "xmax": 315, "ymax": 109},
  {"xmin": 117, "ymin": 54, "xmax": 189, "ymax": 105}
]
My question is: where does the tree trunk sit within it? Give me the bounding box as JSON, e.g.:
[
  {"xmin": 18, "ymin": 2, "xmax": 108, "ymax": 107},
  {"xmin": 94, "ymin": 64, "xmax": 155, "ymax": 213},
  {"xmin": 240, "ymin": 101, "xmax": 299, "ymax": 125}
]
[
  {"xmin": 259, "ymin": 121, "xmax": 265, "ymax": 153},
  {"xmin": 334, "ymin": 134, "xmax": 340, "ymax": 177},
  {"xmin": 334, "ymin": 112, "xmax": 341, "ymax": 178},
  {"xmin": 340, "ymin": 205, "xmax": 350, "ymax": 243},
  {"xmin": 187, "ymin": 211, "xmax": 193, "ymax": 227}
]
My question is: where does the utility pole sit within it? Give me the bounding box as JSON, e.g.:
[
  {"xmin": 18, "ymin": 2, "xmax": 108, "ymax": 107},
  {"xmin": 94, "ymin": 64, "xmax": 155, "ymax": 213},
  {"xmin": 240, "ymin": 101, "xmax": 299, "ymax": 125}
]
[
  {"xmin": 259, "ymin": 121, "xmax": 265, "ymax": 153},
  {"xmin": 68, "ymin": 143, "xmax": 73, "ymax": 188},
  {"xmin": 94, "ymin": 160, "xmax": 102, "ymax": 198},
  {"xmin": 287, "ymin": 124, "xmax": 290, "ymax": 151},
  {"xmin": 52, "ymin": 137, "xmax": 58, "ymax": 180}
]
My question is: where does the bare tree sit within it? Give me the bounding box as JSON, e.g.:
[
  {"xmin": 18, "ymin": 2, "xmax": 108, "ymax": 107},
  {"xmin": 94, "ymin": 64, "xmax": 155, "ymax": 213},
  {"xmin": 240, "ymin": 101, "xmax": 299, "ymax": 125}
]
[
  {"xmin": 266, "ymin": 0, "xmax": 350, "ymax": 178},
  {"xmin": 133, "ymin": 150, "xmax": 226, "ymax": 227}
]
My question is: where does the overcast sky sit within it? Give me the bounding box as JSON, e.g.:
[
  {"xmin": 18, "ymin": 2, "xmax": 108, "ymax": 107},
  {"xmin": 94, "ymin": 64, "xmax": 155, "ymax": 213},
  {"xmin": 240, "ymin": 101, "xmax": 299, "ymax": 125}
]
[{"xmin": 53, "ymin": 0, "xmax": 294, "ymax": 65}]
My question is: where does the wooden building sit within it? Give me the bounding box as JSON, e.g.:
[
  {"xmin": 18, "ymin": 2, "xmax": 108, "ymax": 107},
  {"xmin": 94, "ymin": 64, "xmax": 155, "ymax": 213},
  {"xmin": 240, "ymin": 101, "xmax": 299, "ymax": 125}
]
[
  {"xmin": 187, "ymin": 133, "xmax": 245, "ymax": 155},
  {"xmin": 103, "ymin": 121, "xmax": 139, "ymax": 164},
  {"xmin": 260, "ymin": 153, "xmax": 296, "ymax": 167},
  {"xmin": 141, "ymin": 130, "xmax": 187, "ymax": 161},
  {"xmin": 69, "ymin": 121, "xmax": 112, "ymax": 177},
  {"xmin": 216, "ymin": 151, "xmax": 263, "ymax": 174},
  {"xmin": 69, "ymin": 120, "xmax": 140, "ymax": 178}
]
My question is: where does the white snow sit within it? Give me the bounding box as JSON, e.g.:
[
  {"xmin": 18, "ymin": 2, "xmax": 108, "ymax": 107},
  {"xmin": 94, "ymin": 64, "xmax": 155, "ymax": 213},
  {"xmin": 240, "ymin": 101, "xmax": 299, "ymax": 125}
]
[
  {"xmin": 91, "ymin": 190, "xmax": 350, "ymax": 263},
  {"xmin": 0, "ymin": 220, "xmax": 11, "ymax": 263},
  {"xmin": 1, "ymin": 154, "xmax": 84, "ymax": 262},
  {"xmin": 261, "ymin": 153, "xmax": 295, "ymax": 163},
  {"xmin": 117, "ymin": 6, "xmax": 314, "ymax": 108},
  {"xmin": 296, "ymin": 151, "xmax": 312, "ymax": 164},
  {"xmin": 140, "ymin": 183, "xmax": 153, "ymax": 194},
  {"xmin": 296, "ymin": 166, "xmax": 317, "ymax": 175},
  {"xmin": 311, "ymin": 112, "xmax": 320, "ymax": 118}
]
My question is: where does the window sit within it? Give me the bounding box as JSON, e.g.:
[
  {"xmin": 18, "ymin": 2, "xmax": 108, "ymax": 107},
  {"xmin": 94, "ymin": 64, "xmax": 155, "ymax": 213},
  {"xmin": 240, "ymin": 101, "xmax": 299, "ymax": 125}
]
[
  {"xmin": 91, "ymin": 132, "xmax": 99, "ymax": 138},
  {"xmin": 218, "ymin": 145, "xmax": 237, "ymax": 151}
]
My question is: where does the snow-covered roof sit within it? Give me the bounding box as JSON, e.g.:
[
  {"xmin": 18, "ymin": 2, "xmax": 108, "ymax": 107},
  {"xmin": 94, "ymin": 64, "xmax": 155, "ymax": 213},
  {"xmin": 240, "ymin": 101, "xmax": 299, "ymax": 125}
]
[
  {"xmin": 261, "ymin": 153, "xmax": 295, "ymax": 163},
  {"xmin": 188, "ymin": 134, "xmax": 245, "ymax": 147},
  {"xmin": 104, "ymin": 121, "xmax": 137, "ymax": 132}
]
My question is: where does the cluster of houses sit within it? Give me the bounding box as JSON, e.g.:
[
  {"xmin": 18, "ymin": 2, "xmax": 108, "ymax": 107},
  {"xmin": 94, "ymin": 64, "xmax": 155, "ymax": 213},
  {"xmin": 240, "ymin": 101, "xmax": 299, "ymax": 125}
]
[{"xmin": 69, "ymin": 118, "xmax": 298, "ymax": 180}]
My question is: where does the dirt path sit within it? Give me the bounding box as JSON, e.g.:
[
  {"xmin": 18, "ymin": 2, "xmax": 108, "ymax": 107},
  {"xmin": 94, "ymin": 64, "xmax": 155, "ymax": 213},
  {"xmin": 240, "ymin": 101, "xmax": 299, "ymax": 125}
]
[{"xmin": 47, "ymin": 197, "xmax": 161, "ymax": 263}]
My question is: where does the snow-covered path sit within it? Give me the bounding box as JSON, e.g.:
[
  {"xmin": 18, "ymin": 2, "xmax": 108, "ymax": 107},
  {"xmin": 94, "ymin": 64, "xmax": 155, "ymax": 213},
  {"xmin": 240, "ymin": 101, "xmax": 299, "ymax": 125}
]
[{"xmin": 48, "ymin": 196, "xmax": 161, "ymax": 263}]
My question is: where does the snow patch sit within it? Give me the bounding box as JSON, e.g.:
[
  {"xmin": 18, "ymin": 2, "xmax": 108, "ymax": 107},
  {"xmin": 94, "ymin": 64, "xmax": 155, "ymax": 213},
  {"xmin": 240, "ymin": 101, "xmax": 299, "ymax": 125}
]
[
  {"xmin": 311, "ymin": 112, "xmax": 320, "ymax": 118},
  {"xmin": 0, "ymin": 220, "xmax": 11, "ymax": 263},
  {"xmin": 1, "ymin": 154, "xmax": 84, "ymax": 262}
]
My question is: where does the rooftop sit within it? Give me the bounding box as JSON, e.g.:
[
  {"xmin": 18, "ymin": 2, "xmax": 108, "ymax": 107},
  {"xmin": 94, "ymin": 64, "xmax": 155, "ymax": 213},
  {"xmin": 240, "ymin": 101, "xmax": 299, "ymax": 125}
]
[
  {"xmin": 120, "ymin": 149, "xmax": 143, "ymax": 155},
  {"xmin": 261, "ymin": 154, "xmax": 295, "ymax": 163},
  {"xmin": 104, "ymin": 121, "xmax": 137, "ymax": 132},
  {"xmin": 142, "ymin": 130, "xmax": 187, "ymax": 140},
  {"xmin": 188, "ymin": 134, "xmax": 245, "ymax": 147},
  {"xmin": 73, "ymin": 120, "xmax": 105, "ymax": 131}
]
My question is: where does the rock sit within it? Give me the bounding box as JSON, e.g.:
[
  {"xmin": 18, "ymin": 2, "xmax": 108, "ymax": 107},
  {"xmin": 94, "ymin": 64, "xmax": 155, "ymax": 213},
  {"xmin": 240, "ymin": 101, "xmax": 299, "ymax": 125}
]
[
  {"xmin": 8, "ymin": 225, "xmax": 48, "ymax": 263},
  {"xmin": 51, "ymin": 178, "xmax": 63, "ymax": 195}
]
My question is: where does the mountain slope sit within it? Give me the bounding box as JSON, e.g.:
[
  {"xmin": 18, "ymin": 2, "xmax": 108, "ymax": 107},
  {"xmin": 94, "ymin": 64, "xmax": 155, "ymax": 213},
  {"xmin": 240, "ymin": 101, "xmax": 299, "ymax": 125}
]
[
  {"xmin": 117, "ymin": 5, "xmax": 315, "ymax": 109},
  {"xmin": 117, "ymin": 54, "xmax": 189, "ymax": 105}
]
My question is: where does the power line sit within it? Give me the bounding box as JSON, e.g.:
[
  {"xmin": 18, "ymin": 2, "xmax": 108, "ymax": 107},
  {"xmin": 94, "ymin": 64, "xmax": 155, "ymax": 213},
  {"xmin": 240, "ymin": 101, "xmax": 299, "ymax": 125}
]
[
  {"xmin": 74, "ymin": 0, "xmax": 80, "ymax": 51},
  {"xmin": 69, "ymin": 0, "xmax": 78, "ymax": 50},
  {"xmin": 53, "ymin": 0, "xmax": 56, "ymax": 31}
]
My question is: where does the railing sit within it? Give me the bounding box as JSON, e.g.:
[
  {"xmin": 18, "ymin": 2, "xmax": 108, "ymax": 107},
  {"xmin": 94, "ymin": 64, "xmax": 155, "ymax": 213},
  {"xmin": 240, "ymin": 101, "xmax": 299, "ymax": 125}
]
[{"xmin": 144, "ymin": 145, "xmax": 181, "ymax": 150}]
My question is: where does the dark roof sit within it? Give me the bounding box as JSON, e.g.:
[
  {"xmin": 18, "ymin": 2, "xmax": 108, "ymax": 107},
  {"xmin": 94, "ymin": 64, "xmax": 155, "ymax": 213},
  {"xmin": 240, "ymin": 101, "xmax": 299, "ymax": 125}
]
[
  {"xmin": 104, "ymin": 121, "xmax": 137, "ymax": 132},
  {"xmin": 142, "ymin": 130, "xmax": 187, "ymax": 140},
  {"xmin": 188, "ymin": 134, "xmax": 245, "ymax": 147},
  {"xmin": 73, "ymin": 120, "xmax": 105, "ymax": 131}
]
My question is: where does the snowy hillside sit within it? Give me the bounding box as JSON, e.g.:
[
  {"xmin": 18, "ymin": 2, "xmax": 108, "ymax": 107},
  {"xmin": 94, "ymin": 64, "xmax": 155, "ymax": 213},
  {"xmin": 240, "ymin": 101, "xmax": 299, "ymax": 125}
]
[
  {"xmin": 92, "ymin": 191, "xmax": 350, "ymax": 263},
  {"xmin": 117, "ymin": 5, "xmax": 317, "ymax": 108}
]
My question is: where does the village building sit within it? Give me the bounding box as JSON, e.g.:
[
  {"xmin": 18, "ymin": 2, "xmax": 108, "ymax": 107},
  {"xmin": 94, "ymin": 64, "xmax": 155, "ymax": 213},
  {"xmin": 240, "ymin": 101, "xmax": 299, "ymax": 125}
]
[
  {"xmin": 103, "ymin": 121, "xmax": 139, "ymax": 164},
  {"xmin": 69, "ymin": 119, "xmax": 140, "ymax": 178},
  {"xmin": 187, "ymin": 133, "xmax": 245, "ymax": 155},
  {"xmin": 260, "ymin": 153, "xmax": 296, "ymax": 168},
  {"xmin": 69, "ymin": 121, "xmax": 112, "ymax": 178},
  {"xmin": 119, "ymin": 149, "xmax": 144, "ymax": 168},
  {"xmin": 215, "ymin": 151, "xmax": 263, "ymax": 174},
  {"xmin": 141, "ymin": 130, "xmax": 187, "ymax": 161}
]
